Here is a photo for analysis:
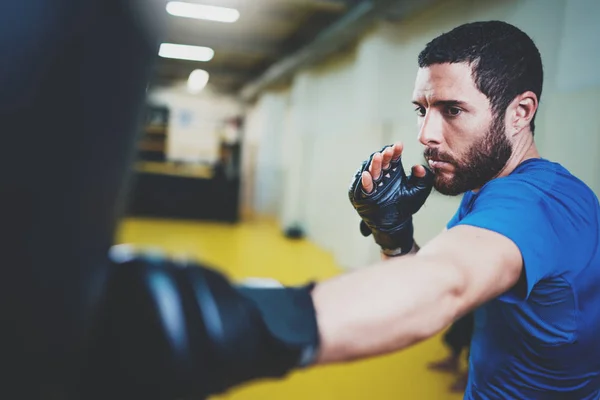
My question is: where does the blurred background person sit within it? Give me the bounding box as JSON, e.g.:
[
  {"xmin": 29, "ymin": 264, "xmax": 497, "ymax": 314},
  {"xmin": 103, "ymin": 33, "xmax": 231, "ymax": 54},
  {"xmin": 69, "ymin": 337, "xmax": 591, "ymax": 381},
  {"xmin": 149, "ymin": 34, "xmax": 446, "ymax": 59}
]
[{"xmin": 428, "ymin": 313, "xmax": 474, "ymax": 393}]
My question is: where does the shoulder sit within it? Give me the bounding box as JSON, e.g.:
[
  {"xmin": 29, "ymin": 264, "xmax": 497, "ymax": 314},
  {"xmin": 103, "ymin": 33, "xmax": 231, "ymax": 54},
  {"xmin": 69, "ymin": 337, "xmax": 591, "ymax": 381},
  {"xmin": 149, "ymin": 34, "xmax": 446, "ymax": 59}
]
[
  {"xmin": 450, "ymin": 158, "xmax": 599, "ymax": 247},
  {"xmin": 476, "ymin": 158, "xmax": 598, "ymax": 214},
  {"xmin": 464, "ymin": 158, "xmax": 599, "ymax": 264},
  {"xmin": 454, "ymin": 159, "xmax": 599, "ymax": 300}
]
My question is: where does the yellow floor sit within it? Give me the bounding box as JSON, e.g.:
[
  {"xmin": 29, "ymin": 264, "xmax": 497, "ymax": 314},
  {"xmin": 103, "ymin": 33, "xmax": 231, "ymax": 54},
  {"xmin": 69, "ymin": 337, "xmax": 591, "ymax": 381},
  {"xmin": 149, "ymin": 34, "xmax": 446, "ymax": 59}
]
[{"xmin": 117, "ymin": 217, "xmax": 466, "ymax": 400}]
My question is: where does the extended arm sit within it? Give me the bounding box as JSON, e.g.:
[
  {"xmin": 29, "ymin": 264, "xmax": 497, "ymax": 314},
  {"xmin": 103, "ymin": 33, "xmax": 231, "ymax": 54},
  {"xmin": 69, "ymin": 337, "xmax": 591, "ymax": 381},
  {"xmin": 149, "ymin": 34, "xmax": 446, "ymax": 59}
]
[
  {"xmin": 81, "ymin": 227, "xmax": 519, "ymax": 398},
  {"xmin": 312, "ymin": 224, "xmax": 522, "ymax": 364}
]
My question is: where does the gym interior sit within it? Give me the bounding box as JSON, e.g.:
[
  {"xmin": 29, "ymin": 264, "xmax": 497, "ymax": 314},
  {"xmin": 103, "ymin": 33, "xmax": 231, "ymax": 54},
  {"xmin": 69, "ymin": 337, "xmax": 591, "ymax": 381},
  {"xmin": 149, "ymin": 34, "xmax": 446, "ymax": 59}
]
[{"xmin": 8, "ymin": 0, "xmax": 598, "ymax": 399}]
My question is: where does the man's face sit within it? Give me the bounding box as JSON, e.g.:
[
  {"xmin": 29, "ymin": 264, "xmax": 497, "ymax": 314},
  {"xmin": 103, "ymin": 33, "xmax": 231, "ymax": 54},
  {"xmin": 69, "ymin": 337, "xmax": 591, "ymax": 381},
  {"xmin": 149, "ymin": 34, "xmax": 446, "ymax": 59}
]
[{"xmin": 411, "ymin": 62, "xmax": 513, "ymax": 195}]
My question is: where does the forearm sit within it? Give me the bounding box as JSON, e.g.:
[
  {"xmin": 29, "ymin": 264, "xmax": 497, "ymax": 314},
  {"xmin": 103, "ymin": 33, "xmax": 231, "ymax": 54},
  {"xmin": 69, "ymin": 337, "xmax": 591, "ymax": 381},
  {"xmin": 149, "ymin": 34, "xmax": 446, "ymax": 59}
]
[{"xmin": 311, "ymin": 253, "xmax": 464, "ymax": 364}]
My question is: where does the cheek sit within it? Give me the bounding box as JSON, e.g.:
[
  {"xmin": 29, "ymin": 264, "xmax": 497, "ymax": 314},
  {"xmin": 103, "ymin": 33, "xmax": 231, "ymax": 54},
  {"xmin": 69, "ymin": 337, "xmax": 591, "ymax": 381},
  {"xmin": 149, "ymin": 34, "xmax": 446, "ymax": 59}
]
[
  {"xmin": 446, "ymin": 116, "xmax": 489, "ymax": 150},
  {"xmin": 442, "ymin": 124, "xmax": 469, "ymax": 153}
]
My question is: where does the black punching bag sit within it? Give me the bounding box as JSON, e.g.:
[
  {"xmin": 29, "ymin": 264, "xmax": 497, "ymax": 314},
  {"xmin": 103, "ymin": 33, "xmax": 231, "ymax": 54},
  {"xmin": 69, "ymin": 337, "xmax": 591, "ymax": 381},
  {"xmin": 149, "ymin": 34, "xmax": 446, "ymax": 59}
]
[{"xmin": 0, "ymin": 0, "xmax": 164, "ymax": 398}]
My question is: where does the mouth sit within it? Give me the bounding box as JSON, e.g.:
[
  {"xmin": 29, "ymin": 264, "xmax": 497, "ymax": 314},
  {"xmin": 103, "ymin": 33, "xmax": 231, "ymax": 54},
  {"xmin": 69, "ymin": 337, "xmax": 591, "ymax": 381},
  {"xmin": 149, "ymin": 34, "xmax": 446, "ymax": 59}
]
[{"xmin": 427, "ymin": 159, "xmax": 452, "ymax": 169}]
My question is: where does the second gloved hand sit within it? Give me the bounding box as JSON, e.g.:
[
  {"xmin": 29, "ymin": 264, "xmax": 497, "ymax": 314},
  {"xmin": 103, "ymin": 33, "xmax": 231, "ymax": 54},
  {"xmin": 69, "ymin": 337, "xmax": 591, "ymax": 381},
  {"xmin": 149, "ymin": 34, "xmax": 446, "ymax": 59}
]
[{"xmin": 348, "ymin": 143, "xmax": 434, "ymax": 255}]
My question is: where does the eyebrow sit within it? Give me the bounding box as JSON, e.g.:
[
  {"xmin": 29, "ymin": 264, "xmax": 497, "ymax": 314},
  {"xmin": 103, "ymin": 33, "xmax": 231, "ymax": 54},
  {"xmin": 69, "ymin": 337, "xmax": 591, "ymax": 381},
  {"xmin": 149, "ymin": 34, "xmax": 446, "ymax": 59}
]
[{"xmin": 412, "ymin": 100, "xmax": 468, "ymax": 107}]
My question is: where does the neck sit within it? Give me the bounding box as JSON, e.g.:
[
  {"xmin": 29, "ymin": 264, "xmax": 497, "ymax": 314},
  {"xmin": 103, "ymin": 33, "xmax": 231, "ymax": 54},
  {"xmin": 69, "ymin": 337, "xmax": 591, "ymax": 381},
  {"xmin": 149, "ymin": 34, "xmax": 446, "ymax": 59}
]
[{"xmin": 496, "ymin": 129, "xmax": 540, "ymax": 179}]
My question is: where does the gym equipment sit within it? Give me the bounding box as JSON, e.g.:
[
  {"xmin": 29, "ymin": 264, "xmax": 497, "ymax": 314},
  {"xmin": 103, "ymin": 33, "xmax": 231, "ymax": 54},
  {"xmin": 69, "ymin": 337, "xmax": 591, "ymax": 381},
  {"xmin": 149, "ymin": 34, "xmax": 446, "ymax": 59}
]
[{"xmin": 0, "ymin": 1, "xmax": 318, "ymax": 398}]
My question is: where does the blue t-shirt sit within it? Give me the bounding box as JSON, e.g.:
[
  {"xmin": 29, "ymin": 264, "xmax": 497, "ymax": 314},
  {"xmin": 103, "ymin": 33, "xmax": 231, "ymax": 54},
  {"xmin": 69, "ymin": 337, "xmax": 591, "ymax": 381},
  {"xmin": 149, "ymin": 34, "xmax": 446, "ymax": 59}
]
[{"xmin": 446, "ymin": 158, "xmax": 600, "ymax": 399}]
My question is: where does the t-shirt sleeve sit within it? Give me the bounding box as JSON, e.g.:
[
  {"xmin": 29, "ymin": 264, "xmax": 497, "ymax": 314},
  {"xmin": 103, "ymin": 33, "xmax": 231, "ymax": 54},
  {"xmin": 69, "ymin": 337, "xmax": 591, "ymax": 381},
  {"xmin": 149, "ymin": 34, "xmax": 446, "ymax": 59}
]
[
  {"xmin": 446, "ymin": 210, "xmax": 460, "ymax": 230},
  {"xmin": 446, "ymin": 193, "xmax": 470, "ymax": 229},
  {"xmin": 452, "ymin": 178, "xmax": 566, "ymax": 302}
]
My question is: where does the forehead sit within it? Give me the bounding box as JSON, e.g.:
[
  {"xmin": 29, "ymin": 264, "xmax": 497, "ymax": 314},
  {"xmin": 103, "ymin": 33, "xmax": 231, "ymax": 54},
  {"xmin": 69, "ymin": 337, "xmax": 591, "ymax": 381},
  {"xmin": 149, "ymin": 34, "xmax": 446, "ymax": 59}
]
[{"xmin": 412, "ymin": 63, "xmax": 487, "ymax": 104}]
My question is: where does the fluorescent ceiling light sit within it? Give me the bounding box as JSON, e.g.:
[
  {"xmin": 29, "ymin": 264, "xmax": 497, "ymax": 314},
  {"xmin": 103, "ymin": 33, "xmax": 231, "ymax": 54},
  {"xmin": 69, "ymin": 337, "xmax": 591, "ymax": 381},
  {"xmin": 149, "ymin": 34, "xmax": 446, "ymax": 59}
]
[
  {"xmin": 187, "ymin": 69, "xmax": 210, "ymax": 93},
  {"xmin": 166, "ymin": 1, "xmax": 240, "ymax": 23},
  {"xmin": 159, "ymin": 43, "xmax": 214, "ymax": 62}
]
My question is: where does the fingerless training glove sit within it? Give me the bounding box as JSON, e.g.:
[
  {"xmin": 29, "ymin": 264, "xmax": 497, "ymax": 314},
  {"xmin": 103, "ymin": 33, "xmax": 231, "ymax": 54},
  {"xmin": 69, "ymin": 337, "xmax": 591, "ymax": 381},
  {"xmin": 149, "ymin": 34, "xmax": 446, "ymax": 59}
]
[{"xmin": 348, "ymin": 145, "xmax": 434, "ymax": 255}]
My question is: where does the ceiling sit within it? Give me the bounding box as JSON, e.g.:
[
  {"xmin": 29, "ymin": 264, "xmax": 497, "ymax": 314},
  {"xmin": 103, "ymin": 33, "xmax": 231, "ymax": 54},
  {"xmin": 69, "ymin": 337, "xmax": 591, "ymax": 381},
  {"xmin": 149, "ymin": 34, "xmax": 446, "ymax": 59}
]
[
  {"xmin": 149, "ymin": 0, "xmax": 359, "ymax": 94},
  {"xmin": 149, "ymin": 0, "xmax": 437, "ymax": 97}
]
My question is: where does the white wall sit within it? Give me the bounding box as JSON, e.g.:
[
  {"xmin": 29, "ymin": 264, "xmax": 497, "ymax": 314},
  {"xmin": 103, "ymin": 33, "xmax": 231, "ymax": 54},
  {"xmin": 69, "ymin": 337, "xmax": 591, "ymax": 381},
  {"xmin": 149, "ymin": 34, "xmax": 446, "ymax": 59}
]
[
  {"xmin": 542, "ymin": 0, "xmax": 600, "ymax": 189},
  {"xmin": 148, "ymin": 84, "xmax": 243, "ymax": 164},
  {"xmin": 241, "ymin": 91, "xmax": 289, "ymax": 217},
  {"xmin": 246, "ymin": 0, "xmax": 600, "ymax": 269}
]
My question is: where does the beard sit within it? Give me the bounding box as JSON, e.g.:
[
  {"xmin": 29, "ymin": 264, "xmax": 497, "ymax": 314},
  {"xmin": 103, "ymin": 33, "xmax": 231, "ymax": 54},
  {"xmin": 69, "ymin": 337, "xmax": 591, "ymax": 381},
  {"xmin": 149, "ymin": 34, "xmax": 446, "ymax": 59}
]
[{"xmin": 424, "ymin": 114, "xmax": 513, "ymax": 196}]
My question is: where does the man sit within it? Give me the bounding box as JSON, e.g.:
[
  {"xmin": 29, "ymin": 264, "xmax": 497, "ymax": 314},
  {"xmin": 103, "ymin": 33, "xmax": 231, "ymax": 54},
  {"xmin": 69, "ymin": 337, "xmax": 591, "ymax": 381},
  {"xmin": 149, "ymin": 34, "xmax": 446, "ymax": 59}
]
[
  {"xmin": 334, "ymin": 20, "xmax": 600, "ymax": 398},
  {"xmin": 6, "ymin": 5, "xmax": 599, "ymax": 399}
]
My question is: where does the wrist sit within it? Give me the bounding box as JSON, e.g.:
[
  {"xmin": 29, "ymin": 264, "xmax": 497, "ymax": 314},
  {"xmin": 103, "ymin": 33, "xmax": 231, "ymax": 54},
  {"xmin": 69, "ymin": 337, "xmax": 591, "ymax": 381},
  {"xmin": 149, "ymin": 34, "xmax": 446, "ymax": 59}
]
[
  {"xmin": 382, "ymin": 247, "xmax": 406, "ymax": 257},
  {"xmin": 381, "ymin": 240, "xmax": 419, "ymax": 258},
  {"xmin": 381, "ymin": 239, "xmax": 415, "ymax": 257},
  {"xmin": 370, "ymin": 217, "xmax": 414, "ymax": 253}
]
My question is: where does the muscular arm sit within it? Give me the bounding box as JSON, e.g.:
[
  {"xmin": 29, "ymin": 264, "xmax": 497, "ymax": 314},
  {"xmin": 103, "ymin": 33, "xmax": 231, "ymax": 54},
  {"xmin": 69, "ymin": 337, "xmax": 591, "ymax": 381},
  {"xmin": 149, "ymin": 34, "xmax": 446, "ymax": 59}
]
[{"xmin": 312, "ymin": 224, "xmax": 522, "ymax": 364}]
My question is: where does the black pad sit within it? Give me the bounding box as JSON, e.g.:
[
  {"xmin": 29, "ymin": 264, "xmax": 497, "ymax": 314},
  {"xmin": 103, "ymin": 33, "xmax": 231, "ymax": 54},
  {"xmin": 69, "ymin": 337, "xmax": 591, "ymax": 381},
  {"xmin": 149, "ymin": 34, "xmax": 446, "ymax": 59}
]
[{"xmin": 79, "ymin": 248, "xmax": 319, "ymax": 399}]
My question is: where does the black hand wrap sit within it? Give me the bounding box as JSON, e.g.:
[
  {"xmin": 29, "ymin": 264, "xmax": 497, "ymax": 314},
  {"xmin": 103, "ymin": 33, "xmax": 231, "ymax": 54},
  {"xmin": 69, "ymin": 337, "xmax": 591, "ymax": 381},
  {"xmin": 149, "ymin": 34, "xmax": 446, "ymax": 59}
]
[
  {"xmin": 79, "ymin": 247, "xmax": 320, "ymax": 400},
  {"xmin": 349, "ymin": 145, "xmax": 434, "ymax": 255}
]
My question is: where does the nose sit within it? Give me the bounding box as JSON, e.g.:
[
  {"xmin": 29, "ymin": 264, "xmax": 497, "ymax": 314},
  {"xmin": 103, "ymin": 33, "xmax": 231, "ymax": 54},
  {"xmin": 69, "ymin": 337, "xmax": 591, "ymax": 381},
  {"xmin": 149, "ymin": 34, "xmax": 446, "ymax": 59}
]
[{"xmin": 418, "ymin": 111, "xmax": 444, "ymax": 147}]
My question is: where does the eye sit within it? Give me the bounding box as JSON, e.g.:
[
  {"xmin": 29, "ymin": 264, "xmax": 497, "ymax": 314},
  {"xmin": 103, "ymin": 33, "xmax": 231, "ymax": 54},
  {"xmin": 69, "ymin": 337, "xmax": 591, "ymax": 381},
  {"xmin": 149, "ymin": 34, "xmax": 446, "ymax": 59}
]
[
  {"xmin": 446, "ymin": 106, "xmax": 462, "ymax": 117},
  {"xmin": 414, "ymin": 106, "xmax": 426, "ymax": 117}
]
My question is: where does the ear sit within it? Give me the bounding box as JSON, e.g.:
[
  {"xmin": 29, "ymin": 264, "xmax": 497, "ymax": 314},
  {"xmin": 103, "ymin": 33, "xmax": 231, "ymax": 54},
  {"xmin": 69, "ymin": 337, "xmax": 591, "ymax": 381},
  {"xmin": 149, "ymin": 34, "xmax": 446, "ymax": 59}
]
[{"xmin": 508, "ymin": 91, "xmax": 538, "ymax": 135}]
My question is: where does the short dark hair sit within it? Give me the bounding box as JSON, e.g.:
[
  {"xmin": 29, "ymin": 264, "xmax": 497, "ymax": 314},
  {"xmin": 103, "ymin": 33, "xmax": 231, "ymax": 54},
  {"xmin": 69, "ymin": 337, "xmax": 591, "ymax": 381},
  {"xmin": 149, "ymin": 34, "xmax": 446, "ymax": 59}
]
[{"xmin": 418, "ymin": 21, "xmax": 543, "ymax": 133}]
